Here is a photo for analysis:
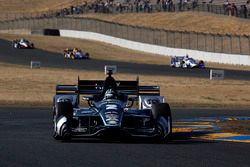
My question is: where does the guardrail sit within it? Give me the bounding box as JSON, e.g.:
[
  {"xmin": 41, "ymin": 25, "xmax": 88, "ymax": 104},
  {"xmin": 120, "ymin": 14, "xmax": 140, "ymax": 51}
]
[
  {"xmin": 0, "ymin": 17, "xmax": 249, "ymax": 56},
  {"xmin": 59, "ymin": 29, "xmax": 250, "ymax": 65}
]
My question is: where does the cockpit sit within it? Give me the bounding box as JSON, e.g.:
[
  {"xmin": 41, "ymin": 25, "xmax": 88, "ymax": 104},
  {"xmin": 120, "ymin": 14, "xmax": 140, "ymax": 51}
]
[
  {"xmin": 104, "ymin": 89, "xmax": 118, "ymax": 100},
  {"xmin": 20, "ymin": 38, "xmax": 28, "ymax": 43}
]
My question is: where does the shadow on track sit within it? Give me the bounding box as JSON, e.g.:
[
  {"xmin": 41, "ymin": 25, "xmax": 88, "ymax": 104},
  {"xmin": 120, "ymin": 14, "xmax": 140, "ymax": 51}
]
[{"xmin": 53, "ymin": 132, "xmax": 216, "ymax": 145}]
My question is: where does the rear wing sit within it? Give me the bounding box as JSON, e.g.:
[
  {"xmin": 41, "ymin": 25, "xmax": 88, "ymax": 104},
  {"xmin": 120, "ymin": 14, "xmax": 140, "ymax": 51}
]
[{"xmin": 56, "ymin": 77, "xmax": 160, "ymax": 97}]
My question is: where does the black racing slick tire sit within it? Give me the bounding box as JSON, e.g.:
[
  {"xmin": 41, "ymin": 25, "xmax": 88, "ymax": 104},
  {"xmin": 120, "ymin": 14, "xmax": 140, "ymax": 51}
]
[
  {"xmin": 53, "ymin": 101, "xmax": 73, "ymax": 141},
  {"xmin": 152, "ymin": 103, "xmax": 171, "ymax": 120},
  {"xmin": 152, "ymin": 103, "xmax": 172, "ymax": 141}
]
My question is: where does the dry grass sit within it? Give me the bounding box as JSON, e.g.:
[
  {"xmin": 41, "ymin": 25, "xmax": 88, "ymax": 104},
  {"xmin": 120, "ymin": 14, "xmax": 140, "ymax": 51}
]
[
  {"xmin": 0, "ymin": 34, "xmax": 250, "ymax": 108},
  {"xmin": 77, "ymin": 12, "xmax": 250, "ymax": 36},
  {"xmin": 0, "ymin": 0, "xmax": 91, "ymax": 13},
  {"xmin": 1, "ymin": 62, "xmax": 250, "ymax": 108},
  {"xmin": 0, "ymin": 0, "xmax": 94, "ymax": 20}
]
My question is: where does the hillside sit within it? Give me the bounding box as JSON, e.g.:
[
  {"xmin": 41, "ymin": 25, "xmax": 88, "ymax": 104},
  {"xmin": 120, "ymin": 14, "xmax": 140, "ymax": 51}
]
[
  {"xmin": 0, "ymin": 0, "xmax": 90, "ymax": 13},
  {"xmin": 1, "ymin": 1, "xmax": 250, "ymax": 36},
  {"xmin": 77, "ymin": 12, "xmax": 250, "ymax": 36}
]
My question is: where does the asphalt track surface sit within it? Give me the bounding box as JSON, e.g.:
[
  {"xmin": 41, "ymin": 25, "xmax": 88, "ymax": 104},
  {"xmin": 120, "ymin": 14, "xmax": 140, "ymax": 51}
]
[
  {"xmin": 0, "ymin": 107, "xmax": 250, "ymax": 167},
  {"xmin": 1, "ymin": 38, "xmax": 250, "ymax": 166},
  {"xmin": 1, "ymin": 39, "xmax": 250, "ymax": 80}
]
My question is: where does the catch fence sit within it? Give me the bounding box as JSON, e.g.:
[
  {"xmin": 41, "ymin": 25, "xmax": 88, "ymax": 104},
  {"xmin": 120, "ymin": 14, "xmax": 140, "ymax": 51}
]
[{"xmin": 0, "ymin": 17, "xmax": 250, "ymax": 55}]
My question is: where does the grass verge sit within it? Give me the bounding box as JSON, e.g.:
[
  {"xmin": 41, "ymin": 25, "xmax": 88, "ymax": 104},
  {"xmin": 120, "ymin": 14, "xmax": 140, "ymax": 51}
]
[
  {"xmin": 1, "ymin": 62, "xmax": 250, "ymax": 108},
  {"xmin": 0, "ymin": 34, "xmax": 250, "ymax": 108}
]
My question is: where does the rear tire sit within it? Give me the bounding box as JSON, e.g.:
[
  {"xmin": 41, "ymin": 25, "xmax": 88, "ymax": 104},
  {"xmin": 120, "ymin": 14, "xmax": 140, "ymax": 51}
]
[{"xmin": 199, "ymin": 60, "xmax": 205, "ymax": 68}]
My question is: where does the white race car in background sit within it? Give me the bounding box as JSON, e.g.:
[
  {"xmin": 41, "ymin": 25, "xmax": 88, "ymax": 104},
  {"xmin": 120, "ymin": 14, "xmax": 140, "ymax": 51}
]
[
  {"xmin": 12, "ymin": 38, "xmax": 34, "ymax": 49},
  {"xmin": 170, "ymin": 55, "xmax": 205, "ymax": 68}
]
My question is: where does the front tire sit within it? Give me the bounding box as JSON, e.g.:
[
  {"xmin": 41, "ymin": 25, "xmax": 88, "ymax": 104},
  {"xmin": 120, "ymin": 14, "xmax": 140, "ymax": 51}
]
[
  {"xmin": 86, "ymin": 52, "xmax": 89, "ymax": 59},
  {"xmin": 53, "ymin": 101, "xmax": 73, "ymax": 141},
  {"xmin": 152, "ymin": 103, "xmax": 172, "ymax": 142}
]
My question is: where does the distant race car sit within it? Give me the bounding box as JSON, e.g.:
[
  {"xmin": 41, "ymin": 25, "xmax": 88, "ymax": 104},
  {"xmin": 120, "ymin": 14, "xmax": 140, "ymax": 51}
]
[
  {"xmin": 63, "ymin": 48, "xmax": 89, "ymax": 60},
  {"xmin": 52, "ymin": 66, "xmax": 172, "ymax": 142},
  {"xmin": 170, "ymin": 55, "xmax": 205, "ymax": 68},
  {"xmin": 12, "ymin": 38, "xmax": 34, "ymax": 49}
]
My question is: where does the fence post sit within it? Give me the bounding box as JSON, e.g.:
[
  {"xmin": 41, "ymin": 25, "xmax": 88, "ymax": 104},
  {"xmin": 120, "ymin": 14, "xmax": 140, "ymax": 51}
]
[
  {"xmin": 152, "ymin": 29, "xmax": 155, "ymax": 44},
  {"xmin": 55, "ymin": 17, "xmax": 58, "ymax": 29},
  {"xmin": 188, "ymin": 32, "xmax": 191, "ymax": 49},
  {"xmin": 221, "ymin": 35, "xmax": 223, "ymax": 53},
  {"xmin": 95, "ymin": 20, "xmax": 98, "ymax": 33},
  {"xmin": 239, "ymin": 36, "xmax": 242, "ymax": 54},
  {"xmin": 249, "ymin": 36, "xmax": 250, "ymax": 55},
  {"xmin": 80, "ymin": 18, "xmax": 83, "ymax": 31},
  {"xmin": 164, "ymin": 30, "xmax": 167, "ymax": 46},
  {"xmin": 22, "ymin": 18, "xmax": 24, "ymax": 30},
  {"xmin": 173, "ymin": 31, "xmax": 176, "ymax": 48},
  {"xmin": 230, "ymin": 35, "xmax": 233, "ymax": 54},
  {"xmin": 147, "ymin": 28, "xmax": 150, "ymax": 44},
  {"xmin": 196, "ymin": 33, "xmax": 199, "ymax": 50},
  {"xmin": 139, "ymin": 27, "xmax": 143, "ymax": 43},
  {"xmin": 180, "ymin": 31, "xmax": 183, "ymax": 48},
  {"xmin": 62, "ymin": 17, "xmax": 64, "ymax": 30},
  {"xmin": 70, "ymin": 18, "xmax": 73, "ymax": 30},
  {"xmin": 204, "ymin": 33, "xmax": 207, "ymax": 52},
  {"xmin": 213, "ymin": 34, "xmax": 215, "ymax": 53},
  {"xmin": 84, "ymin": 18, "xmax": 87, "ymax": 31},
  {"xmin": 159, "ymin": 29, "xmax": 162, "ymax": 46},
  {"xmin": 126, "ymin": 25, "xmax": 129, "ymax": 40},
  {"xmin": 104, "ymin": 21, "xmax": 106, "ymax": 36}
]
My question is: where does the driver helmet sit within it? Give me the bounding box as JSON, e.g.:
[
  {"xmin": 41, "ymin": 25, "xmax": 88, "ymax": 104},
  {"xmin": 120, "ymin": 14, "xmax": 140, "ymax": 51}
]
[
  {"xmin": 20, "ymin": 38, "xmax": 24, "ymax": 42},
  {"xmin": 104, "ymin": 89, "xmax": 117, "ymax": 99},
  {"xmin": 73, "ymin": 48, "xmax": 78, "ymax": 52}
]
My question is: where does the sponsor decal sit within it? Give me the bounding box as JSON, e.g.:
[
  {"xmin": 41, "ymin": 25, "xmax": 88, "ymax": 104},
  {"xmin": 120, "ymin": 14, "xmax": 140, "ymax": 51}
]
[
  {"xmin": 105, "ymin": 111, "xmax": 119, "ymax": 125},
  {"xmin": 106, "ymin": 104, "xmax": 118, "ymax": 110}
]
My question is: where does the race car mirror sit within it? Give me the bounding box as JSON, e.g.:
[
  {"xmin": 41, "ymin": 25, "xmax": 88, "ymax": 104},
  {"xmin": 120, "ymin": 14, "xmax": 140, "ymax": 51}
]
[
  {"xmin": 82, "ymin": 96, "xmax": 94, "ymax": 107},
  {"xmin": 105, "ymin": 65, "xmax": 117, "ymax": 75},
  {"xmin": 126, "ymin": 98, "xmax": 134, "ymax": 108},
  {"xmin": 126, "ymin": 97, "xmax": 138, "ymax": 108},
  {"xmin": 82, "ymin": 96, "xmax": 93, "ymax": 101},
  {"xmin": 139, "ymin": 96, "xmax": 165, "ymax": 109}
]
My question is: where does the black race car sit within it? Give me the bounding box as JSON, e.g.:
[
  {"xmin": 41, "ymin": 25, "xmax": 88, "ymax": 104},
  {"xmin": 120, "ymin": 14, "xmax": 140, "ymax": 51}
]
[{"xmin": 52, "ymin": 66, "xmax": 172, "ymax": 142}]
